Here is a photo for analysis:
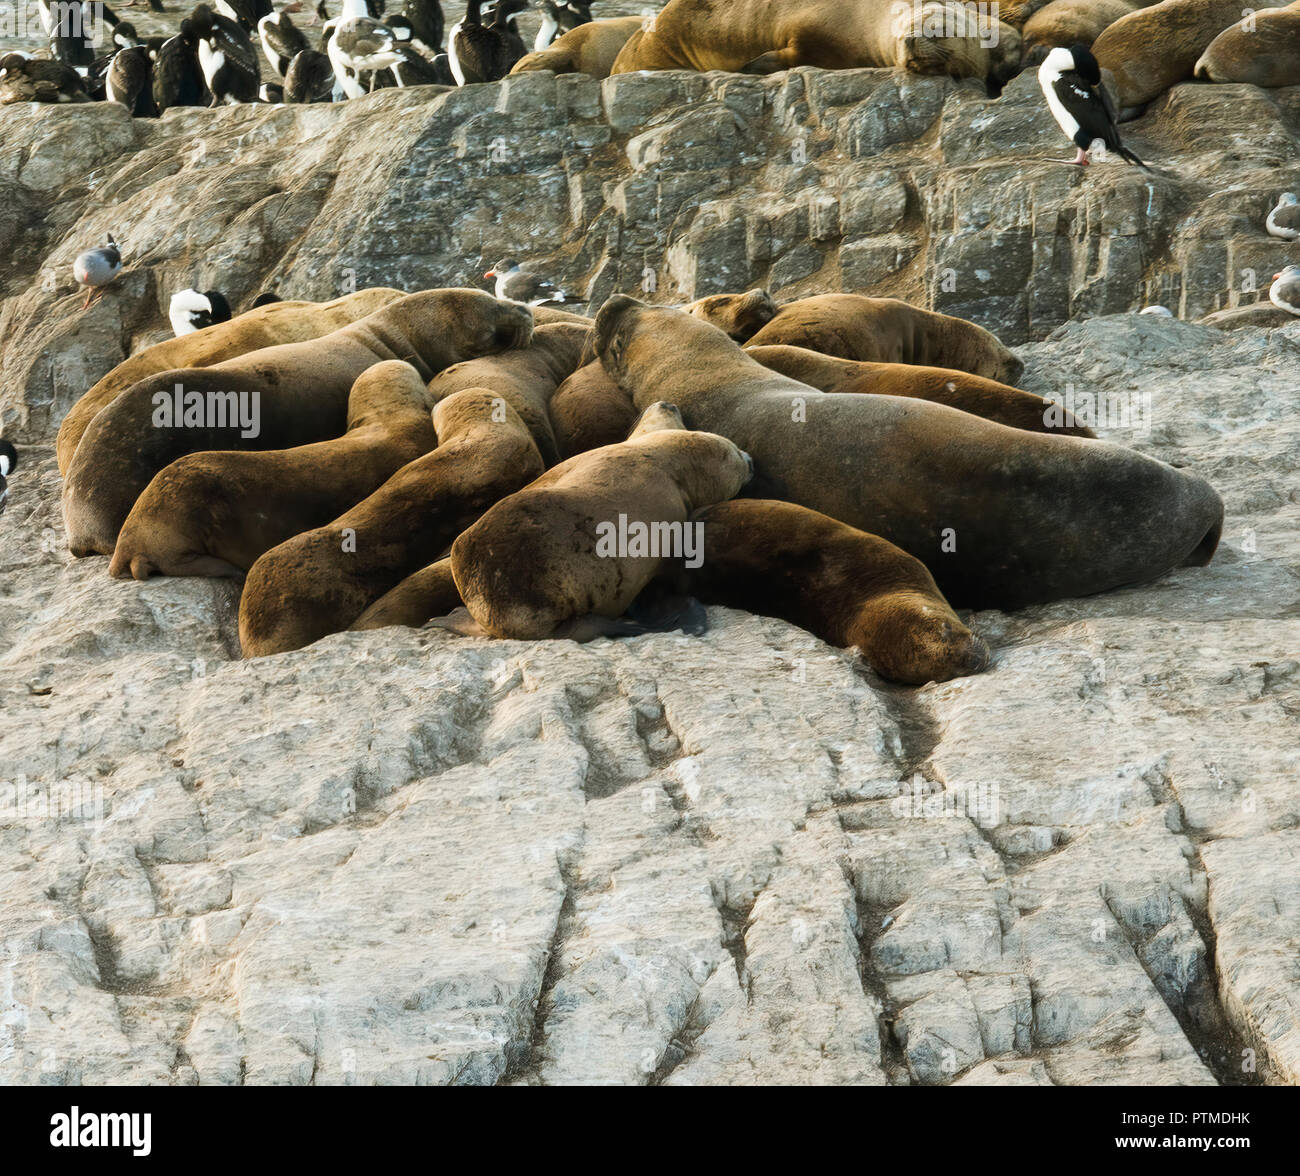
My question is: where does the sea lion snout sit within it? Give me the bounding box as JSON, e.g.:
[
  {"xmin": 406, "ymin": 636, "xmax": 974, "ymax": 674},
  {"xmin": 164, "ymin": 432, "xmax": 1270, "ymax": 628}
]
[{"xmin": 493, "ymin": 302, "xmax": 535, "ymax": 351}]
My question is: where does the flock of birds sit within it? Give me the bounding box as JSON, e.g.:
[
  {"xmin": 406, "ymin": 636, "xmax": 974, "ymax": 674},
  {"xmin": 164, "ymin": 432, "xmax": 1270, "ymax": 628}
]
[{"xmin": 0, "ymin": 0, "xmax": 593, "ymax": 109}]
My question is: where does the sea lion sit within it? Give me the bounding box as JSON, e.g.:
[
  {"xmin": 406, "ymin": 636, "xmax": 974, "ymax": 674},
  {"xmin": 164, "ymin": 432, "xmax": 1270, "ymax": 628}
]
[
  {"xmin": 350, "ymin": 557, "xmax": 463, "ymax": 631},
  {"xmin": 63, "ymin": 289, "xmax": 533, "ymax": 557},
  {"xmin": 450, "ymin": 401, "xmax": 753, "ymax": 640},
  {"xmin": 1093, "ymin": 0, "xmax": 1289, "ymax": 108},
  {"xmin": 1194, "ymin": 1, "xmax": 1300, "ymax": 85},
  {"xmin": 1021, "ymin": 0, "xmax": 1137, "ymax": 66},
  {"xmin": 610, "ymin": 0, "xmax": 1023, "ymax": 87},
  {"xmin": 594, "ymin": 296, "xmax": 1224, "ymax": 610},
  {"xmin": 56, "ymin": 287, "xmax": 404, "ymax": 475},
  {"xmin": 238, "ymin": 389, "xmax": 544, "ymax": 657},
  {"xmin": 745, "ymin": 294, "xmax": 1024, "ymax": 384},
  {"xmin": 744, "ymin": 343, "xmax": 1094, "ymax": 436},
  {"xmin": 667, "ymin": 499, "xmax": 990, "ymax": 685},
  {"xmin": 425, "ymin": 321, "xmax": 590, "ymax": 467},
  {"xmin": 548, "ymin": 360, "xmax": 637, "ymax": 459},
  {"xmin": 684, "ymin": 289, "xmax": 778, "ymax": 342},
  {"xmin": 108, "ymin": 361, "xmax": 437, "ymax": 581},
  {"xmin": 510, "ymin": 14, "xmax": 645, "ymax": 76}
]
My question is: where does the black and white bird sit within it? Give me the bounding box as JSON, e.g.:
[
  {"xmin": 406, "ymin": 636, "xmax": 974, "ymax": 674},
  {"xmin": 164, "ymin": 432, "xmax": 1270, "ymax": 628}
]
[
  {"xmin": 111, "ymin": 21, "xmax": 145, "ymax": 49},
  {"xmin": 449, "ymin": 0, "xmax": 528, "ymax": 84},
  {"xmin": 0, "ymin": 439, "xmax": 17, "ymax": 516},
  {"xmin": 0, "ymin": 54, "xmax": 89, "ymax": 103},
  {"xmin": 484, "ymin": 258, "xmax": 572, "ymax": 305},
  {"xmin": 1269, "ymin": 266, "xmax": 1300, "ymax": 316},
  {"xmin": 1037, "ymin": 44, "xmax": 1147, "ymax": 169},
  {"xmin": 1266, "ymin": 192, "xmax": 1300, "ymax": 241},
  {"xmin": 217, "ymin": 0, "xmax": 274, "ymax": 32},
  {"xmin": 73, "ymin": 234, "xmax": 123, "ymax": 309},
  {"xmin": 260, "ymin": 80, "xmax": 284, "ymax": 100},
  {"xmin": 283, "ymin": 47, "xmax": 336, "ymax": 100},
  {"xmin": 169, "ymin": 288, "xmax": 234, "ymax": 335},
  {"xmin": 191, "ymin": 3, "xmax": 262, "ymax": 105},
  {"xmin": 402, "ymin": 0, "xmax": 443, "ymax": 56},
  {"xmin": 258, "ymin": 9, "xmax": 311, "ymax": 78},
  {"xmin": 533, "ymin": 0, "xmax": 591, "ymax": 52},
  {"xmin": 47, "ymin": 0, "xmax": 98, "ymax": 71},
  {"xmin": 383, "ymin": 19, "xmax": 447, "ymax": 86},
  {"xmin": 153, "ymin": 22, "xmax": 209, "ymax": 109},
  {"xmin": 326, "ymin": 0, "xmax": 404, "ymax": 98},
  {"xmin": 251, "ymin": 291, "xmax": 283, "ymax": 306},
  {"xmin": 106, "ymin": 46, "xmax": 157, "ymax": 116}
]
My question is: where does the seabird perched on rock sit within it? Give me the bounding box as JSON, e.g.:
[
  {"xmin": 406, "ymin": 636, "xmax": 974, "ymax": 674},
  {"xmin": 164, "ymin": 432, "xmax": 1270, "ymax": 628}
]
[
  {"xmin": 1266, "ymin": 193, "xmax": 1300, "ymax": 241},
  {"xmin": 1139, "ymin": 306, "xmax": 1174, "ymax": 317},
  {"xmin": 217, "ymin": 0, "xmax": 274, "ymax": 32},
  {"xmin": 283, "ymin": 47, "xmax": 336, "ymax": 100},
  {"xmin": 382, "ymin": 19, "xmax": 447, "ymax": 85},
  {"xmin": 153, "ymin": 21, "xmax": 209, "ymax": 108},
  {"xmin": 449, "ymin": 0, "xmax": 528, "ymax": 84},
  {"xmin": 0, "ymin": 440, "xmax": 17, "ymax": 516},
  {"xmin": 0, "ymin": 54, "xmax": 90, "ymax": 103},
  {"xmin": 112, "ymin": 21, "xmax": 144, "ymax": 48},
  {"xmin": 1038, "ymin": 44, "xmax": 1148, "ymax": 169},
  {"xmin": 326, "ymin": 0, "xmax": 404, "ymax": 98},
  {"xmin": 170, "ymin": 288, "xmax": 234, "ymax": 335},
  {"xmin": 402, "ymin": 0, "xmax": 443, "ymax": 55},
  {"xmin": 73, "ymin": 234, "xmax": 122, "ymax": 309},
  {"xmin": 533, "ymin": 0, "xmax": 591, "ymax": 51},
  {"xmin": 484, "ymin": 258, "xmax": 572, "ymax": 306},
  {"xmin": 259, "ymin": 9, "xmax": 311, "ymax": 77},
  {"xmin": 48, "ymin": 0, "xmax": 99, "ymax": 70},
  {"xmin": 106, "ymin": 45, "xmax": 157, "ymax": 115},
  {"xmin": 191, "ymin": 3, "xmax": 262, "ymax": 105},
  {"xmin": 1269, "ymin": 266, "xmax": 1300, "ymax": 316}
]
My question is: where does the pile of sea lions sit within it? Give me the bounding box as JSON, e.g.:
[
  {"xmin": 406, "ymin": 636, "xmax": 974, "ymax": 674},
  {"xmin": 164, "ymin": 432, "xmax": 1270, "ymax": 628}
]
[{"xmin": 57, "ymin": 284, "xmax": 1224, "ymax": 685}]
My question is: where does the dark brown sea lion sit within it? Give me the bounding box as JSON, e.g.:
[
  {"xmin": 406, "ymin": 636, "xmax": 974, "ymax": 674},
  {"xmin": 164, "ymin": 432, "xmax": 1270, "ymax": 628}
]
[
  {"xmin": 108, "ymin": 361, "xmax": 437, "ymax": 580},
  {"xmin": 744, "ymin": 294, "xmax": 1024, "ymax": 384},
  {"xmin": 450, "ymin": 402, "xmax": 753, "ymax": 640},
  {"xmin": 350, "ymin": 558, "xmax": 463, "ymax": 631},
  {"xmin": 238, "ymin": 388, "xmax": 544, "ymax": 657},
  {"xmin": 670, "ymin": 499, "xmax": 990, "ymax": 685},
  {"xmin": 594, "ymin": 296, "xmax": 1224, "ymax": 610},
  {"xmin": 609, "ymin": 0, "xmax": 1023, "ymax": 85},
  {"xmin": 425, "ymin": 321, "xmax": 590, "ymax": 467},
  {"xmin": 548, "ymin": 360, "xmax": 637, "ymax": 459},
  {"xmin": 510, "ymin": 14, "xmax": 645, "ymax": 76},
  {"xmin": 744, "ymin": 344, "xmax": 1094, "ymax": 436},
  {"xmin": 63, "ymin": 289, "xmax": 533, "ymax": 557},
  {"xmin": 56, "ymin": 287, "xmax": 404, "ymax": 475}
]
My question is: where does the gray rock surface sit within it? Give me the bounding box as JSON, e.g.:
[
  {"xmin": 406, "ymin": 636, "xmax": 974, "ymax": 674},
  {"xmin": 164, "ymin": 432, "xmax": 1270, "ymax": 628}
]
[{"xmin": 2, "ymin": 312, "xmax": 1296, "ymax": 1085}]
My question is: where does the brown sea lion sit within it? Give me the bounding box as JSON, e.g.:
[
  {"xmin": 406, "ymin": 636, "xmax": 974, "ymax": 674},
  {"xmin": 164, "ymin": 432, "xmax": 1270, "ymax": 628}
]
[
  {"xmin": 238, "ymin": 389, "xmax": 544, "ymax": 657},
  {"xmin": 745, "ymin": 294, "xmax": 1024, "ymax": 384},
  {"xmin": 684, "ymin": 289, "xmax": 778, "ymax": 342},
  {"xmin": 610, "ymin": 0, "xmax": 1023, "ymax": 85},
  {"xmin": 1021, "ymin": 0, "xmax": 1138, "ymax": 66},
  {"xmin": 108, "ymin": 361, "xmax": 437, "ymax": 581},
  {"xmin": 744, "ymin": 344, "xmax": 1094, "ymax": 436},
  {"xmin": 63, "ymin": 289, "xmax": 533, "ymax": 557},
  {"xmin": 669, "ymin": 499, "xmax": 990, "ymax": 685},
  {"xmin": 450, "ymin": 402, "xmax": 753, "ymax": 640},
  {"xmin": 548, "ymin": 360, "xmax": 637, "ymax": 459},
  {"xmin": 1093, "ymin": 0, "xmax": 1289, "ymax": 108},
  {"xmin": 510, "ymin": 15, "xmax": 646, "ymax": 77},
  {"xmin": 1195, "ymin": 1, "xmax": 1300, "ymax": 85},
  {"xmin": 350, "ymin": 557, "xmax": 463, "ymax": 631},
  {"xmin": 425, "ymin": 321, "xmax": 590, "ymax": 467},
  {"xmin": 594, "ymin": 296, "xmax": 1224, "ymax": 610},
  {"xmin": 56, "ymin": 288, "xmax": 404, "ymax": 475}
]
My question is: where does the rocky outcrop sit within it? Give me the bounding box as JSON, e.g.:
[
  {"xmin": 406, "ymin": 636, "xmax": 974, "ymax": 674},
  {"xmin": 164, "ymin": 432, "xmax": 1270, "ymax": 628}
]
[
  {"xmin": 3, "ymin": 312, "xmax": 1298, "ymax": 1085},
  {"xmin": 4, "ymin": 67, "xmax": 1299, "ymax": 441}
]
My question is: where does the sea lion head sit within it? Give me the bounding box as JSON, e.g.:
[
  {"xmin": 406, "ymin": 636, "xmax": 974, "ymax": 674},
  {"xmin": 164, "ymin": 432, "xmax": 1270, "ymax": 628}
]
[
  {"xmin": 593, "ymin": 293, "xmax": 646, "ymax": 377},
  {"xmin": 853, "ymin": 589, "xmax": 990, "ymax": 686},
  {"xmin": 412, "ymin": 288, "xmax": 535, "ymax": 358},
  {"xmin": 895, "ymin": 3, "xmax": 1021, "ymax": 87},
  {"xmin": 685, "ymin": 289, "xmax": 777, "ymax": 342}
]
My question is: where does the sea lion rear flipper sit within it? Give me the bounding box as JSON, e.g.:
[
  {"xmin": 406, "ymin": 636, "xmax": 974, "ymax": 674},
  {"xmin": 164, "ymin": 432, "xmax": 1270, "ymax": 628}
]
[{"xmin": 425, "ymin": 606, "xmax": 490, "ymax": 637}]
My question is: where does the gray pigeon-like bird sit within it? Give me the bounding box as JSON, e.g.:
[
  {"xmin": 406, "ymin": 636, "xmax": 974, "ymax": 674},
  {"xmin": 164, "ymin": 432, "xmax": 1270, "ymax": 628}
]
[{"xmin": 73, "ymin": 234, "xmax": 122, "ymax": 308}]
